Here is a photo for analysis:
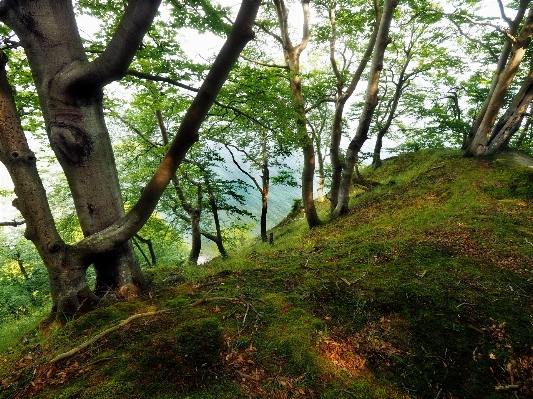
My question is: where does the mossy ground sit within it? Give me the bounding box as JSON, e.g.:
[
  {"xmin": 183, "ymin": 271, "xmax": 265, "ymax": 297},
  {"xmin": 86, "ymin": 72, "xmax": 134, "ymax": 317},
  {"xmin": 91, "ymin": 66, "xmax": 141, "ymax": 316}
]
[{"xmin": 1, "ymin": 149, "xmax": 532, "ymax": 398}]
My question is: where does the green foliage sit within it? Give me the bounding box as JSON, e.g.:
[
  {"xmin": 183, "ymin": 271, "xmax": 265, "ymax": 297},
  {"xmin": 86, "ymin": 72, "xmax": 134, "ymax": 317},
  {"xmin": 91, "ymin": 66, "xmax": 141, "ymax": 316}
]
[{"xmin": 0, "ymin": 232, "xmax": 51, "ymax": 324}]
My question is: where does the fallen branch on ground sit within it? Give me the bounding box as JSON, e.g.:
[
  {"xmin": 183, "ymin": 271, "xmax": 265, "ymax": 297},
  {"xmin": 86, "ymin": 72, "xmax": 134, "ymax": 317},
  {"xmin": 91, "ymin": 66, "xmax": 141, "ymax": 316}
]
[
  {"xmin": 49, "ymin": 291, "xmax": 241, "ymax": 364},
  {"xmin": 494, "ymin": 384, "xmax": 519, "ymax": 391},
  {"xmin": 49, "ymin": 310, "xmax": 169, "ymax": 364}
]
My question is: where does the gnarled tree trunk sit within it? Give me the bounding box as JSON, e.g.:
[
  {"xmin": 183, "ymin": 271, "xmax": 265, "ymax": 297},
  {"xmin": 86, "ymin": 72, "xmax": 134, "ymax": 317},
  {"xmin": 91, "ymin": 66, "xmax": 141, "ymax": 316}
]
[
  {"xmin": 0, "ymin": 0, "xmax": 261, "ymax": 318},
  {"xmin": 465, "ymin": 4, "xmax": 533, "ymax": 156}
]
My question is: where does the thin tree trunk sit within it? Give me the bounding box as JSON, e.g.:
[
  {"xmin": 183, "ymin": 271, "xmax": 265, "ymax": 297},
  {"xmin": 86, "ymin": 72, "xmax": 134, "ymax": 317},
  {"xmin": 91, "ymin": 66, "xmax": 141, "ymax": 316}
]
[
  {"xmin": 204, "ymin": 181, "xmax": 228, "ymax": 258},
  {"xmin": 329, "ymin": 0, "xmax": 380, "ymax": 212},
  {"xmin": 486, "ymin": 56, "xmax": 533, "ymax": 154},
  {"xmin": 514, "ymin": 102, "xmax": 533, "ymax": 148},
  {"xmin": 273, "ymin": 0, "xmax": 320, "ymax": 228},
  {"xmin": 332, "ymin": 0, "xmax": 396, "ymax": 217}
]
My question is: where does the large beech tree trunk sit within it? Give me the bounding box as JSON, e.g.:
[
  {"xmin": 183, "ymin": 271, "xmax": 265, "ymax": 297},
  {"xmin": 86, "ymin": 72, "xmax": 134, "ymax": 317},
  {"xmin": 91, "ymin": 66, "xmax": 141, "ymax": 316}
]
[
  {"xmin": 0, "ymin": 53, "xmax": 98, "ymax": 317},
  {"xmin": 0, "ymin": 0, "xmax": 261, "ymax": 319},
  {"xmin": 0, "ymin": 0, "xmax": 152, "ymax": 296}
]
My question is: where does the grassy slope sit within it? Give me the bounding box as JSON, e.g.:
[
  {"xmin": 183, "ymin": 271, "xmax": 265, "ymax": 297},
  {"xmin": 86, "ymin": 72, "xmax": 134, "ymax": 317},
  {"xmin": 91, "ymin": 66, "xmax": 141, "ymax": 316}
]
[{"xmin": 1, "ymin": 149, "xmax": 533, "ymax": 399}]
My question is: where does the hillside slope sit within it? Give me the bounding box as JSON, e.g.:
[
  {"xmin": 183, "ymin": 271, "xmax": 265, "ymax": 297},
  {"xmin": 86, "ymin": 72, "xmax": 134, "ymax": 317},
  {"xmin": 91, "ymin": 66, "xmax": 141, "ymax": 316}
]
[{"xmin": 1, "ymin": 149, "xmax": 533, "ymax": 398}]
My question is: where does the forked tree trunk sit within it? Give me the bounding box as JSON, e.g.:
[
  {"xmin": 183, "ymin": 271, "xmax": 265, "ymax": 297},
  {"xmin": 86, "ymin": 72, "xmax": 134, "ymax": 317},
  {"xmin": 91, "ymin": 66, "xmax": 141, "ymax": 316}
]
[
  {"xmin": 273, "ymin": 0, "xmax": 320, "ymax": 228},
  {"xmin": 485, "ymin": 57, "xmax": 533, "ymax": 154},
  {"xmin": 328, "ymin": 0, "xmax": 380, "ymax": 212},
  {"xmin": 464, "ymin": 0, "xmax": 529, "ymax": 149},
  {"xmin": 0, "ymin": 0, "xmax": 261, "ymax": 318},
  {"xmin": 332, "ymin": 0, "xmax": 396, "ymax": 217},
  {"xmin": 465, "ymin": 5, "xmax": 533, "ymax": 156},
  {"xmin": 1, "ymin": 0, "xmax": 151, "ymax": 296}
]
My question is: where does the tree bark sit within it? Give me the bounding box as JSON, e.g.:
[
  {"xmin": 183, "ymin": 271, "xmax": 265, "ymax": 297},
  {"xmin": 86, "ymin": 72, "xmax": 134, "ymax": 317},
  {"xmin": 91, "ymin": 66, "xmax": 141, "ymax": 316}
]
[
  {"xmin": 514, "ymin": 102, "xmax": 533, "ymax": 148},
  {"xmin": 464, "ymin": 0, "xmax": 530, "ymax": 148},
  {"xmin": 0, "ymin": 0, "xmax": 261, "ymax": 318},
  {"xmin": 466, "ymin": 4, "xmax": 533, "ymax": 156},
  {"xmin": 0, "ymin": 52, "xmax": 97, "ymax": 319},
  {"xmin": 328, "ymin": 0, "xmax": 380, "ymax": 212},
  {"xmin": 485, "ymin": 56, "xmax": 533, "ymax": 154},
  {"xmin": 332, "ymin": 0, "xmax": 396, "ymax": 217},
  {"xmin": 0, "ymin": 0, "xmax": 160, "ymax": 296},
  {"xmin": 273, "ymin": 0, "xmax": 320, "ymax": 228}
]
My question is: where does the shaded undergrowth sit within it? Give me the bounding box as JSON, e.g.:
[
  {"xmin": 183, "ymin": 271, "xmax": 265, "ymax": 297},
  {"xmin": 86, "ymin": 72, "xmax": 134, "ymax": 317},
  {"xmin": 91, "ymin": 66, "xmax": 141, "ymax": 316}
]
[{"xmin": 1, "ymin": 149, "xmax": 532, "ymax": 398}]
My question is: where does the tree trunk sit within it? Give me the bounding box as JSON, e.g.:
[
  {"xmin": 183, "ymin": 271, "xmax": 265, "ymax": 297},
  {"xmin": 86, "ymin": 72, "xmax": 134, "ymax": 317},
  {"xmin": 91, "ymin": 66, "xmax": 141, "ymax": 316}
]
[
  {"xmin": 514, "ymin": 102, "xmax": 533, "ymax": 148},
  {"xmin": 260, "ymin": 165, "xmax": 270, "ymax": 242},
  {"xmin": 0, "ymin": 0, "xmax": 261, "ymax": 318},
  {"xmin": 332, "ymin": 0, "xmax": 396, "ymax": 217},
  {"xmin": 328, "ymin": 0, "xmax": 380, "ymax": 212},
  {"xmin": 175, "ymin": 177, "xmax": 203, "ymax": 265},
  {"xmin": 1, "ymin": 0, "xmax": 150, "ymax": 296},
  {"xmin": 485, "ymin": 56, "xmax": 533, "ymax": 154},
  {"xmin": 466, "ymin": 5, "xmax": 533, "ymax": 156},
  {"xmin": 188, "ymin": 211, "xmax": 202, "ymax": 264},
  {"xmin": 316, "ymin": 148, "xmax": 326, "ymax": 203},
  {"xmin": 0, "ymin": 53, "xmax": 98, "ymax": 319},
  {"xmin": 260, "ymin": 136, "xmax": 270, "ymax": 242},
  {"xmin": 372, "ymin": 130, "xmax": 384, "ymax": 168},
  {"xmin": 205, "ymin": 181, "xmax": 228, "ymax": 258},
  {"xmin": 273, "ymin": 0, "xmax": 320, "ymax": 229},
  {"xmin": 464, "ymin": 0, "xmax": 529, "ymax": 148}
]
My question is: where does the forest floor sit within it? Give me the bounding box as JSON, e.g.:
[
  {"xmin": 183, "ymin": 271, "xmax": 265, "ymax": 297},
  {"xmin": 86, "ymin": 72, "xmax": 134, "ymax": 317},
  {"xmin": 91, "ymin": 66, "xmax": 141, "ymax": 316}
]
[{"xmin": 1, "ymin": 148, "xmax": 533, "ymax": 398}]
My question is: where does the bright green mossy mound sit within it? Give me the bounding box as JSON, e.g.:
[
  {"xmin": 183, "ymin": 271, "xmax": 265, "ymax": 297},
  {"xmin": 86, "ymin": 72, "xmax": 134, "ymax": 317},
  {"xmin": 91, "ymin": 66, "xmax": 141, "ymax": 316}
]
[{"xmin": 1, "ymin": 149, "xmax": 532, "ymax": 398}]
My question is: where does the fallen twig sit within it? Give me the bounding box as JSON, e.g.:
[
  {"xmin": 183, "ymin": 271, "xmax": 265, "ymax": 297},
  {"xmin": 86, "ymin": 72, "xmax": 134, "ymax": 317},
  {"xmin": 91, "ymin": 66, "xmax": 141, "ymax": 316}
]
[
  {"xmin": 494, "ymin": 384, "xmax": 519, "ymax": 391},
  {"xmin": 457, "ymin": 303, "xmax": 475, "ymax": 308},
  {"xmin": 341, "ymin": 272, "xmax": 367, "ymax": 285},
  {"xmin": 421, "ymin": 165, "xmax": 445, "ymax": 174},
  {"xmin": 301, "ymin": 259, "xmax": 319, "ymax": 270},
  {"xmin": 235, "ymin": 369, "xmax": 259, "ymax": 381},
  {"xmin": 468, "ymin": 324, "xmax": 484, "ymax": 334}
]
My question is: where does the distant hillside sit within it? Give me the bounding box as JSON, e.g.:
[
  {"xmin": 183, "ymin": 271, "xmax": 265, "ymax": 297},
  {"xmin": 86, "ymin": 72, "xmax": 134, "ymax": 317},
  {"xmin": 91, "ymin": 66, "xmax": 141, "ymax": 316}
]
[{"xmin": 2, "ymin": 149, "xmax": 533, "ymax": 399}]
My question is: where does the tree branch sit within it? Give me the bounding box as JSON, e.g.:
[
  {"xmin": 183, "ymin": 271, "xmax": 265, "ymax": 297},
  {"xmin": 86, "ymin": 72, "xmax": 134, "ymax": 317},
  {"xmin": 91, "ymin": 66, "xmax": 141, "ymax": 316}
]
[
  {"xmin": 224, "ymin": 144, "xmax": 262, "ymax": 192},
  {"xmin": 127, "ymin": 69, "xmax": 199, "ymax": 92},
  {"xmin": 295, "ymin": 0, "xmax": 311, "ymax": 55},
  {"xmin": 59, "ymin": 0, "xmax": 162, "ymax": 96},
  {"xmin": 239, "ymin": 54, "xmax": 288, "ymax": 69},
  {"xmin": 448, "ymin": 18, "xmax": 498, "ymax": 62},
  {"xmin": 254, "ymin": 21, "xmax": 284, "ymax": 45},
  {"xmin": 496, "ymin": 0, "xmax": 512, "ymax": 26},
  {"xmin": 443, "ymin": 11, "xmax": 514, "ymax": 42},
  {"xmin": 0, "ymin": 219, "xmax": 25, "ymax": 227},
  {"xmin": 109, "ymin": 111, "xmax": 160, "ymax": 148},
  {"xmin": 0, "ymin": 52, "xmax": 65, "ymax": 263},
  {"xmin": 74, "ymin": 0, "xmax": 261, "ymax": 256}
]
